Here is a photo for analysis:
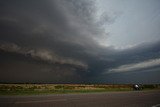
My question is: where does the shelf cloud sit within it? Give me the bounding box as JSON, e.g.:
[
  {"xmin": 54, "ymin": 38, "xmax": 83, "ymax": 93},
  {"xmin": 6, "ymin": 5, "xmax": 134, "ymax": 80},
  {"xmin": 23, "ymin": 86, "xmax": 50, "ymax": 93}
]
[
  {"xmin": 0, "ymin": 0, "xmax": 160, "ymax": 83},
  {"xmin": 0, "ymin": 42, "xmax": 88, "ymax": 68},
  {"xmin": 106, "ymin": 58, "xmax": 160, "ymax": 73}
]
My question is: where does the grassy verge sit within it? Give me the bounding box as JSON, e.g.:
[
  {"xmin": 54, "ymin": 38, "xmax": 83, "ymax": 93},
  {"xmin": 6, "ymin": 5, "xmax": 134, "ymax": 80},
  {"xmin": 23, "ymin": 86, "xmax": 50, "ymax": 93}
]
[
  {"xmin": 0, "ymin": 88, "xmax": 132, "ymax": 95},
  {"xmin": 0, "ymin": 84, "xmax": 159, "ymax": 95}
]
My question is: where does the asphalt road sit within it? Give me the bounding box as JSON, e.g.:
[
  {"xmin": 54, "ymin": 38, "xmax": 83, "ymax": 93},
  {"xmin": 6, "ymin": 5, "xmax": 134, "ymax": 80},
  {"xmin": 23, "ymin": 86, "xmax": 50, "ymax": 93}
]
[{"xmin": 0, "ymin": 90, "xmax": 160, "ymax": 107}]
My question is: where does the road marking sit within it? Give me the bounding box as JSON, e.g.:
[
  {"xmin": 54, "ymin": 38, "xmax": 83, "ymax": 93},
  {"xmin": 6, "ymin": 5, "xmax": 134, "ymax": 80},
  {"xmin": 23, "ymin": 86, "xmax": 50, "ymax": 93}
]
[
  {"xmin": 152, "ymin": 104, "xmax": 160, "ymax": 107},
  {"xmin": 68, "ymin": 98, "xmax": 80, "ymax": 100},
  {"xmin": 15, "ymin": 96, "xmax": 99, "ymax": 104},
  {"xmin": 15, "ymin": 99, "xmax": 67, "ymax": 104}
]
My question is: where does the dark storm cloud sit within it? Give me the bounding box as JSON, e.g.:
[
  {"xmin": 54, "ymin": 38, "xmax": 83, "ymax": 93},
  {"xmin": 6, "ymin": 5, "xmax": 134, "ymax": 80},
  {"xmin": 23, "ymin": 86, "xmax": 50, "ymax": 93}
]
[
  {"xmin": 0, "ymin": 0, "xmax": 160, "ymax": 83},
  {"xmin": 0, "ymin": 0, "xmax": 107, "ymax": 60},
  {"xmin": 0, "ymin": 42, "xmax": 88, "ymax": 68},
  {"xmin": 103, "ymin": 41, "xmax": 160, "ymax": 72},
  {"xmin": 0, "ymin": 0, "xmax": 109, "ymax": 83},
  {"xmin": 99, "ymin": 41, "xmax": 160, "ymax": 83}
]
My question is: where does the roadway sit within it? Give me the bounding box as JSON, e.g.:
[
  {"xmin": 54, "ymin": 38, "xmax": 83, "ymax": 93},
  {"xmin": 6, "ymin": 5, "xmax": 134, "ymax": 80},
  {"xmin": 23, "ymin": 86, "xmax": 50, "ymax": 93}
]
[{"xmin": 0, "ymin": 90, "xmax": 160, "ymax": 107}]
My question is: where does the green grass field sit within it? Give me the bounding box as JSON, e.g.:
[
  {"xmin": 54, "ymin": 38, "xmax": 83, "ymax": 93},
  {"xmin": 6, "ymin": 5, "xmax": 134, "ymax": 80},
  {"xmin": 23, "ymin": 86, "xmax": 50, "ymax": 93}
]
[{"xmin": 0, "ymin": 84, "xmax": 159, "ymax": 95}]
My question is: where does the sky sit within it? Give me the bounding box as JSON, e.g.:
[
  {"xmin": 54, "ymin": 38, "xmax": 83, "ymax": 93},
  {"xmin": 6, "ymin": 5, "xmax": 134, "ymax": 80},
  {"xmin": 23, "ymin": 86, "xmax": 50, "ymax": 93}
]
[{"xmin": 0, "ymin": 0, "xmax": 160, "ymax": 84}]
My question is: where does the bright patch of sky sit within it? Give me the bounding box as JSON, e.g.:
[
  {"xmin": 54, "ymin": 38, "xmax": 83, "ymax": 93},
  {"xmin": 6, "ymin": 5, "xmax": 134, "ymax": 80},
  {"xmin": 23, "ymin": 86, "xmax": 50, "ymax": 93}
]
[{"xmin": 96, "ymin": 0, "xmax": 160, "ymax": 48}]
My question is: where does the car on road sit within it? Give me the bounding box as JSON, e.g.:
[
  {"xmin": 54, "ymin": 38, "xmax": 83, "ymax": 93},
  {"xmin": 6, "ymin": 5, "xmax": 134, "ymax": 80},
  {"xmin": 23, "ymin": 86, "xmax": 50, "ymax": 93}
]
[{"xmin": 133, "ymin": 84, "xmax": 143, "ymax": 90}]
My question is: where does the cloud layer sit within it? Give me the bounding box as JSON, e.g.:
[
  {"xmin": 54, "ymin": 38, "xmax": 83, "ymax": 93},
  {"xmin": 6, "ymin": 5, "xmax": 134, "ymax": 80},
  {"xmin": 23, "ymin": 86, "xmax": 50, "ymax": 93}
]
[
  {"xmin": 0, "ymin": 0, "xmax": 160, "ymax": 83},
  {"xmin": 107, "ymin": 58, "xmax": 160, "ymax": 73},
  {"xmin": 0, "ymin": 42, "xmax": 88, "ymax": 68}
]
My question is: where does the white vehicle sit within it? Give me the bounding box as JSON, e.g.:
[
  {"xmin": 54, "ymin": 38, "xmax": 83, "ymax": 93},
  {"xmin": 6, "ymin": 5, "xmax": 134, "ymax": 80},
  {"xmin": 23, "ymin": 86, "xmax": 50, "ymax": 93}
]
[{"xmin": 133, "ymin": 84, "xmax": 142, "ymax": 90}]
